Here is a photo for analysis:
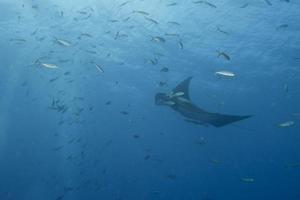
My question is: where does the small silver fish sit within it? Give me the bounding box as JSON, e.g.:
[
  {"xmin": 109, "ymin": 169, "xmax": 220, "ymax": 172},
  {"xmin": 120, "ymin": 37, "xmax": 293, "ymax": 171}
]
[
  {"xmin": 217, "ymin": 26, "xmax": 229, "ymax": 35},
  {"xmin": 241, "ymin": 178, "xmax": 255, "ymax": 183},
  {"xmin": 284, "ymin": 83, "xmax": 288, "ymax": 93},
  {"xmin": 178, "ymin": 41, "xmax": 183, "ymax": 50},
  {"xmin": 264, "ymin": 0, "xmax": 272, "ymax": 6},
  {"xmin": 10, "ymin": 38, "xmax": 26, "ymax": 42},
  {"xmin": 216, "ymin": 50, "xmax": 230, "ymax": 60},
  {"xmin": 167, "ymin": 21, "xmax": 180, "ymax": 26},
  {"xmin": 193, "ymin": 1, "xmax": 217, "ymax": 8},
  {"xmin": 168, "ymin": 91, "xmax": 185, "ymax": 98},
  {"xmin": 133, "ymin": 10, "xmax": 149, "ymax": 15},
  {"xmin": 95, "ymin": 63, "xmax": 104, "ymax": 73},
  {"xmin": 145, "ymin": 17, "xmax": 158, "ymax": 24},
  {"xmin": 152, "ymin": 36, "xmax": 166, "ymax": 43},
  {"xmin": 215, "ymin": 71, "xmax": 235, "ymax": 78},
  {"xmin": 276, "ymin": 24, "xmax": 288, "ymax": 30},
  {"xmin": 165, "ymin": 33, "xmax": 180, "ymax": 37},
  {"xmin": 278, "ymin": 121, "xmax": 295, "ymax": 128},
  {"xmin": 164, "ymin": 101, "xmax": 176, "ymax": 106},
  {"xmin": 167, "ymin": 2, "xmax": 178, "ymax": 6},
  {"xmin": 173, "ymin": 92, "xmax": 185, "ymax": 97},
  {"xmin": 177, "ymin": 97, "xmax": 190, "ymax": 103},
  {"xmin": 41, "ymin": 63, "xmax": 59, "ymax": 69},
  {"xmin": 119, "ymin": 1, "xmax": 130, "ymax": 7},
  {"xmin": 56, "ymin": 38, "xmax": 71, "ymax": 47}
]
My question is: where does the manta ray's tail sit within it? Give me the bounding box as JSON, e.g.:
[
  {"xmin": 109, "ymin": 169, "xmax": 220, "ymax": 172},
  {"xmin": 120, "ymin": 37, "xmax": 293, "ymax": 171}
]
[{"xmin": 209, "ymin": 114, "xmax": 252, "ymax": 127}]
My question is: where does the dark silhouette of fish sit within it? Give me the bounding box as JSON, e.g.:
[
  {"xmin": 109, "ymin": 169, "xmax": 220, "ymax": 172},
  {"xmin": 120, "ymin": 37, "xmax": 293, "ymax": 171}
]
[{"xmin": 155, "ymin": 77, "xmax": 251, "ymax": 127}]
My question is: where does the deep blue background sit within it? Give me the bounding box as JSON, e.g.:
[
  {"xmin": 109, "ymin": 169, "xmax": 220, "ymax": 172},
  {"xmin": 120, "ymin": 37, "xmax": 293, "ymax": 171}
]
[{"xmin": 0, "ymin": 0, "xmax": 299, "ymax": 199}]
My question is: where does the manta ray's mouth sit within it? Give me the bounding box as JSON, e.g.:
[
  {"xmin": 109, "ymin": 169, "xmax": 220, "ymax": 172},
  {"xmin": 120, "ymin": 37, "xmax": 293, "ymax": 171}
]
[{"xmin": 155, "ymin": 93, "xmax": 169, "ymax": 105}]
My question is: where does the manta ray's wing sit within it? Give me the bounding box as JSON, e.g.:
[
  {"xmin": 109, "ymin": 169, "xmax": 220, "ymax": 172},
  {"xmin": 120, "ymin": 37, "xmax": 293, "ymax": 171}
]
[
  {"xmin": 206, "ymin": 113, "xmax": 252, "ymax": 127},
  {"xmin": 176, "ymin": 102, "xmax": 251, "ymax": 127},
  {"xmin": 172, "ymin": 76, "xmax": 193, "ymax": 100},
  {"xmin": 169, "ymin": 76, "xmax": 252, "ymax": 127}
]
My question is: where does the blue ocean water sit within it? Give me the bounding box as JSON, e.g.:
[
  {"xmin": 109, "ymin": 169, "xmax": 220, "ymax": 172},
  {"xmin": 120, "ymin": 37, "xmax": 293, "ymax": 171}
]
[{"xmin": 0, "ymin": 0, "xmax": 299, "ymax": 199}]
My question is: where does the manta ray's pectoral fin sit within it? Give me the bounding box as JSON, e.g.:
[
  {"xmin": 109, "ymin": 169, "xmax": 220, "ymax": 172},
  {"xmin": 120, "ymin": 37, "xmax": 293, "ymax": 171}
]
[
  {"xmin": 208, "ymin": 113, "xmax": 252, "ymax": 127},
  {"xmin": 171, "ymin": 76, "xmax": 193, "ymax": 100}
]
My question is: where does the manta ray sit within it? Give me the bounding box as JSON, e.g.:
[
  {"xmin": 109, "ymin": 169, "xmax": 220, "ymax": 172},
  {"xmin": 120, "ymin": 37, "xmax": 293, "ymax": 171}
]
[{"xmin": 155, "ymin": 77, "xmax": 251, "ymax": 127}]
